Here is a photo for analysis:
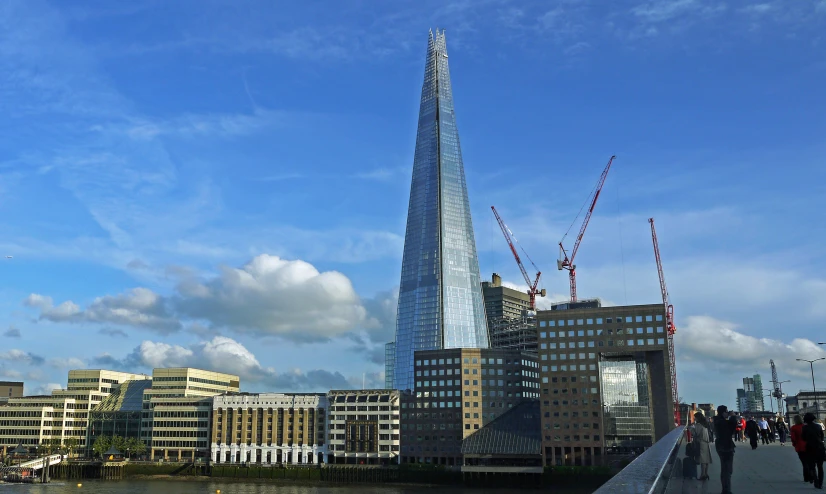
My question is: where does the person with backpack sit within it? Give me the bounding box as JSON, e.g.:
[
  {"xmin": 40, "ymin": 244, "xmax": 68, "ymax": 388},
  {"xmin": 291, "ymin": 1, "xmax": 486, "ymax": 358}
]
[
  {"xmin": 802, "ymin": 412, "xmax": 826, "ymax": 489},
  {"xmin": 713, "ymin": 405, "xmax": 738, "ymax": 494}
]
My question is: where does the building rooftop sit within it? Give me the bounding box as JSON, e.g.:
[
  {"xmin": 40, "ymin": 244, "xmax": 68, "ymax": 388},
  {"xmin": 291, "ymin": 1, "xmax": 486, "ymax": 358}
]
[
  {"xmin": 93, "ymin": 379, "xmax": 153, "ymax": 412},
  {"xmin": 461, "ymin": 400, "xmax": 541, "ymax": 456}
]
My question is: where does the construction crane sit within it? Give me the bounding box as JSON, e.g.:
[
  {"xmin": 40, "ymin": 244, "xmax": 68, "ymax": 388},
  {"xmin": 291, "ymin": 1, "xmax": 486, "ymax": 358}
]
[
  {"xmin": 770, "ymin": 360, "xmax": 789, "ymax": 418},
  {"xmin": 491, "ymin": 206, "xmax": 546, "ymax": 310},
  {"xmin": 649, "ymin": 217, "xmax": 680, "ymax": 426},
  {"xmin": 558, "ymin": 155, "xmax": 616, "ymax": 302}
]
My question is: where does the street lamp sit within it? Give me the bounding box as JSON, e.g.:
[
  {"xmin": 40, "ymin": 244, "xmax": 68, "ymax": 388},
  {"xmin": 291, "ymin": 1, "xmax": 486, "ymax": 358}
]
[
  {"xmin": 797, "ymin": 357, "xmax": 826, "ymax": 420},
  {"xmin": 765, "ymin": 392, "xmax": 775, "ymax": 414}
]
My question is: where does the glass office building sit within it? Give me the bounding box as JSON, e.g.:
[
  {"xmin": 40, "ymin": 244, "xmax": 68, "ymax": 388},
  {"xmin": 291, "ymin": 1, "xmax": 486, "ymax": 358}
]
[
  {"xmin": 393, "ymin": 30, "xmax": 488, "ymax": 391},
  {"xmin": 600, "ymin": 357, "xmax": 654, "ymax": 451}
]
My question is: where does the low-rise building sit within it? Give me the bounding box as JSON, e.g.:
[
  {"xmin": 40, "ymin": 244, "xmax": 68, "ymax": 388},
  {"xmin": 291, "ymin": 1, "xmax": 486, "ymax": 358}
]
[
  {"xmin": 0, "ymin": 381, "xmax": 24, "ymax": 402},
  {"xmin": 0, "ymin": 370, "xmax": 149, "ymax": 456},
  {"xmin": 400, "ymin": 348, "xmax": 540, "ymax": 466},
  {"xmin": 786, "ymin": 390, "xmax": 826, "ymax": 422},
  {"xmin": 211, "ymin": 393, "xmax": 327, "ymax": 465},
  {"xmin": 327, "ymin": 389, "xmax": 400, "ymax": 465},
  {"xmin": 140, "ymin": 368, "xmax": 240, "ymax": 462}
]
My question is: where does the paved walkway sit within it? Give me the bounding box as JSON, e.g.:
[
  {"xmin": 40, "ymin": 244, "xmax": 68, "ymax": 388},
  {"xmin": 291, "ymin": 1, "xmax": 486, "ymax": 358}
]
[{"xmin": 678, "ymin": 439, "xmax": 817, "ymax": 493}]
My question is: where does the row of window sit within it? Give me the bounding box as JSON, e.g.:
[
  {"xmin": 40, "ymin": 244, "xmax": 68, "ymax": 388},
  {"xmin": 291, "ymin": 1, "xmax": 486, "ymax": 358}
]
[
  {"xmin": 540, "ymin": 315, "xmax": 662, "ymax": 327},
  {"xmin": 416, "ymin": 357, "xmax": 525, "ymax": 366},
  {"xmin": 545, "ymin": 434, "xmax": 601, "ymax": 442},
  {"xmin": 542, "ymin": 327, "xmax": 665, "ymax": 338}
]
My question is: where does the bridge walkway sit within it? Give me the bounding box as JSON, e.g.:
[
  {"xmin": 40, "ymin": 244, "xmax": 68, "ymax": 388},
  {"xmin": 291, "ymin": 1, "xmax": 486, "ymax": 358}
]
[{"xmin": 678, "ymin": 439, "xmax": 815, "ymax": 493}]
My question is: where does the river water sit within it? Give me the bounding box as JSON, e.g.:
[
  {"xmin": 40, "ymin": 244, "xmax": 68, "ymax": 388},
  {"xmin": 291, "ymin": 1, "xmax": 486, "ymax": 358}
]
[{"xmin": 0, "ymin": 480, "xmax": 595, "ymax": 493}]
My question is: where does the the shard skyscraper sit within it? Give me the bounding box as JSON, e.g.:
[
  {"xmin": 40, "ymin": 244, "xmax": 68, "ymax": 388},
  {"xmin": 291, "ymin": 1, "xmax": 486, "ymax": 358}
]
[{"xmin": 392, "ymin": 30, "xmax": 488, "ymax": 391}]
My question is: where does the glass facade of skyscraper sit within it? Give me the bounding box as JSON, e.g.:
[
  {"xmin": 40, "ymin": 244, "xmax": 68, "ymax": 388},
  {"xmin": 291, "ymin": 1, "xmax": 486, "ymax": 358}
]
[
  {"xmin": 600, "ymin": 357, "xmax": 654, "ymax": 451},
  {"xmin": 393, "ymin": 30, "xmax": 488, "ymax": 391}
]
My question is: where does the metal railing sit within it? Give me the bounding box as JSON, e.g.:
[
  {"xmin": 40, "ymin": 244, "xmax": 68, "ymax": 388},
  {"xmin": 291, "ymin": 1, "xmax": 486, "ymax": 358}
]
[{"xmin": 593, "ymin": 426, "xmax": 685, "ymax": 494}]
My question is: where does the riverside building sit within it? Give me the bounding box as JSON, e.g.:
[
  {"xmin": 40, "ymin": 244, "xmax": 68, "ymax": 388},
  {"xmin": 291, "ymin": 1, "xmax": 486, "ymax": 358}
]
[
  {"xmin": 140, "ymin": 368, "xmax": 239, "ymax": 462},
  {"xmin": 537, "ymin": 302, "xmax": 675, "ymax": 467},
  {"xmin": 399, "ymin": 348, "xmax": 539, "ymax": 466},
  {"xmin": 327, "ymin": 389, "xmax": 400, "ymax": 465},
  {"xmin": 392, "ymin": 29, "xmax": 489, "ymax": 391},
  {"xmin": 0, "ymin": 370, "xmax": 150, "ymax": 455},
  {"xmin": 211, "ymin": 393, "xmax": 328, "ymax": 465},
  {"xmin": 0, "ymin": 381, "xmax": 24, "ymax": 404}
]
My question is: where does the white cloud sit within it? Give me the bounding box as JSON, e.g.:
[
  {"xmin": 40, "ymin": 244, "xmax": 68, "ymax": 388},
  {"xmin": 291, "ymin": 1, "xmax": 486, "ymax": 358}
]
[
  {"xmin": 174, "ymin": 254, "xmax": 371, "ymax": 341},
  {"xmin": 48, "ymin": 357, "xmax": 86, "ymax": 369},
  {"xmin": 29, "ymin": 287, "xmax": 181, "ymax": 333},
  {"xmin": 93, "ymin": 336, "xmax": 353, "ymax": 392},
  {"xmin": 0, "ymin": 349, "xmax": 45, "ymax": 365},
  {"xmin": 32, "ymin": 383, "xmax": 62, "ymax": 395}
]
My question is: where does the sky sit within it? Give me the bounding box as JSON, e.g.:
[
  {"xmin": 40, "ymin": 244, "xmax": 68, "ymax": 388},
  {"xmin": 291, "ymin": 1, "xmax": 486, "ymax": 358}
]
[{"xmin": 0, "ymin": 0, "xmax": 824, "ymax": 409}]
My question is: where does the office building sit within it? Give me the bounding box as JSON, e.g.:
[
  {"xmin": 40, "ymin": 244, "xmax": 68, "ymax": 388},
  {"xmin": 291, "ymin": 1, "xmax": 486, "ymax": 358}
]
[
  {"xmin": 0, "ymin": 370, "xmax": 149, "ymax": 455},
  {"xmin": 483, "ymin": 273, "xmax": 538, "ymax": 353},
  {"xmin": 327, "ymin": 389, "xmax": 400, "ymax": 465},
  {"xmin": 536, "ymin": 304, "xmax": 674, "ymax": 467},
  {"xmin": 385, "ymin": 342, "xmax": 395, "ymax": 389},
  {"xmin": 141, "ymin": 368, "xmax": 240, "ymax": 461},
  {"xmin": 399, "ymin": 348, "xmax": 539, "ymax": 466},
  {"xmin": 211, "ymin": 393, "xmax": 328, "ymax": 465},
  {"xmin": 393, "ymin": 29, "xmax": 488, "ymax": 391},
  {"xmin": 0, "ymin": 381, "xmax": 24, "ymax": 403},
  {"xmin": 736, "ymin": 375, "xmax": 764, "ymax": 413},
  {"xmin": 87, "ymin": 379, "xmax": 154, "ymax": 453},
  {"xmin": 482, "ymin": 273, "xmax": 531, "ymax": 322}
]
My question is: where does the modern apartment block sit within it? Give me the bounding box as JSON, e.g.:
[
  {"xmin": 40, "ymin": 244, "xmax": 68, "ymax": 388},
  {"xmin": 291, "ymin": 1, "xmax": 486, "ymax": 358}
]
[
  {"xmin": 392, "ymin": 29, "xmax": 489, "ymax": 391},
  {"xmin": 211, "ymin": 393, "xmax": 328, "ymax": 465},
  {"xmin": 736, "ymin": 375, "xmax": 765, "ymax": 413},
  {"xmin": 483, "ymin": 273, "xmax": 538, "ymax": 353},
  {"xmin": 141, "ymin": 368, "xmax": 240, "ymax": 461},
  {"xmin": 0, "ymin": 370, "xmax": 150, "ymax": 455},
  {"xmin": 399, "ymin": 348, "xmax": 540, "ymax": 466},
  {"xmin": 327, "ymin": 389, "xmax": 400, "ymax": 465},
  {"xmin": 536, "ymin": 303, "xmax": 674, "ymax": 467}
]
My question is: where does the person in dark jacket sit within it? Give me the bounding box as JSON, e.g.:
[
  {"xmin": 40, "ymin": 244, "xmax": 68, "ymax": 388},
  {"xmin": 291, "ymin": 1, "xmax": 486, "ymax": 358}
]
[
  {"xmin": 746, "ymin": 416, "xmax": 760, "ymax": 450},
  {"xmin": 768, "ymin": 418, "xmax": 777, "ymax": 443},
  {"xmin": 713, "ymin": 405, "xmax": 738, "ymax": 494},
  {"xmin": 802, "ymin": 412, "xmax": 825, "ymax": 489},
  {"xmin": 776, "ymin": 416, "xmax": 789, "ymax": 446}
]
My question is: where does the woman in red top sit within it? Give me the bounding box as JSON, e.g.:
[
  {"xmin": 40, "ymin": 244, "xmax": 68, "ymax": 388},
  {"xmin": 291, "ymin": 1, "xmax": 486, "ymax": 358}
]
[{"xmin": 791, "ymin": 414, "xmax": 812, "ymax": 483}]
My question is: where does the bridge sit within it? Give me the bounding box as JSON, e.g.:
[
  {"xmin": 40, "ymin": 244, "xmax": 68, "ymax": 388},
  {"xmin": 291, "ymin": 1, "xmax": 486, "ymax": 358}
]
[
  {"xmin": 1, "ymin": 453, "xmax": 66, "ymax": 483},
  {"xmin": 595, "ymin": 425, "xmax": 819, "ymax": 493}
]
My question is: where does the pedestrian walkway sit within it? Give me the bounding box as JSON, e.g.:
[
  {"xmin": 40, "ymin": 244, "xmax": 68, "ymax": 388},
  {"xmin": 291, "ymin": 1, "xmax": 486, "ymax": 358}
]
[{"xmin": 677, "ymin": 439, "xmax": 816, "ymax": 493}]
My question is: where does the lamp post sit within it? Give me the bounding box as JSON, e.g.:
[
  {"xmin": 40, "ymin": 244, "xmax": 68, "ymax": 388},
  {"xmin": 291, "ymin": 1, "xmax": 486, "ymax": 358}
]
[
  {"xmin": 765, "ymin": 392, "xmax": 775, "ymax": 414},
  {"xmin": 776, "ymin": 379, "xmax": 791, "ymax": 422},
  {"xmin": 797, "ymin": 357, "xmax": 826, "ymax": 420}
]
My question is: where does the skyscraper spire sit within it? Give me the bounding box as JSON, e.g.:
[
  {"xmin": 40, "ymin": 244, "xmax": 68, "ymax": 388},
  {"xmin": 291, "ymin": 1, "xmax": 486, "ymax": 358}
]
[{"xmin": 392, "ymin": 30, "xmax": 488, "ymax": 391}]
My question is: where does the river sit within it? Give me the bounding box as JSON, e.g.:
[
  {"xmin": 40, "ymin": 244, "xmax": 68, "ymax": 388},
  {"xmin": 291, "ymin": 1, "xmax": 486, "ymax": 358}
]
[{"xmin": 0, "ymin": 480, "xmax": 597, "ymax": 493}]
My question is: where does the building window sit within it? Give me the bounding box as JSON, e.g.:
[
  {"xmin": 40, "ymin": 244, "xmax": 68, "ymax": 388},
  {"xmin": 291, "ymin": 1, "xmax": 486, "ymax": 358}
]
[
  {"xmin": 577, "ymin": 319, "xmax": 584, "ymax": 325},
  {"xmin": 656, "ymin": 315, "xmax": 663, "ymax": 321}
]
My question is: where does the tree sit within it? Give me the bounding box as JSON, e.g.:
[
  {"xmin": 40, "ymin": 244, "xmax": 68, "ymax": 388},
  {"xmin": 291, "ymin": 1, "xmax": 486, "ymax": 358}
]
[
  {"xmin": 125, "ymin": 438, "xmax": 146, "ymax": 459},
  {"xmin": 64, "ymin": 437, "xmax": 78, "ymax": 459},
  {"xmin": 92, "ymin": 436, "xmax": 112, "ymax": 458}
]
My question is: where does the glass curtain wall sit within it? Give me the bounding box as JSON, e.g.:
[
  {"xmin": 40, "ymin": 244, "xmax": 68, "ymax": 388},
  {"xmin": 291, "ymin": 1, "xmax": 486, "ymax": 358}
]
[
  {"xmin": 393, "ymin": 30, "xmax": 488, "ymax": 391},
  {"xmin": 600, "ymin": 357, "xmax": 654, "ymax": 452}
]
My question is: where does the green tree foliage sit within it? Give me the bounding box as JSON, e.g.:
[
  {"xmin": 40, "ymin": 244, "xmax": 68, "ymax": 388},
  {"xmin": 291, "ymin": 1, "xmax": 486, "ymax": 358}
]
[
  {"xmin": 64, "ymin": 437, "xmax": 78, "ymax": 458},
  {"xmin": 125, "ymin": 438, "xmax": 147, "ymax": 458},
  {"xmin": 92, "ymin": 435, "xmax": 112, "ymax": 457}
]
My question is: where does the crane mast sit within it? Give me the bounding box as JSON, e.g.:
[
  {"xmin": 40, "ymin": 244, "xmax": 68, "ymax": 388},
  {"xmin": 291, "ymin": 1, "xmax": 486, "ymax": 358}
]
[
  {"xmin": 649, "ymin": 217, "xmax": 680, "ymax": 426},
  {"xmin": 558, "ymin": 155, "xmax": 616, "ymax": 302},
  {"xmin": 491, "ymin": 206, "xmax": 544, "ymax": 310}
]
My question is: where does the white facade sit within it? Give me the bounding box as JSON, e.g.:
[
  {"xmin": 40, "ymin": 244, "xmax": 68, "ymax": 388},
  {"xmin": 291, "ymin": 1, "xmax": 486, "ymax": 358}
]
[
  {"xmin": 211, "ymin": 393, "xmax": 328, "ymax": 465},
  {"xmin": 327, "ymin": 389, "xmax": 400, "ymax": 465}
]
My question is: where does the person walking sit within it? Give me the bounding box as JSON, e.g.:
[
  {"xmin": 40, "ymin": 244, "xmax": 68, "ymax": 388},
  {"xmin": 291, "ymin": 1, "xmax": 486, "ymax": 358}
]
[
  {"xmin": 792, "ymin": 414, "xmax": 812, "ymax": 483},
  {"xmin": 692, "ymin": 411, "xmax": 713, "ymax": 481},
  {"xmin": 746, "ymin": 416, "xmax": 760, "ymax": 449},
  {"xmin": 777, "ymin": 416, "xmax": 789, "ymax": 446},
  {"xmin": 802, "ymin": 412, "xmax": 826, "ymax": 489},
  {"xmin": 713, "ymin": 405, "xmax": 738, "ymax": 494},
  {"xmin": 768, "ymin": 417, "xmax": 777, "ymax": 443},
  {"xmin": 759, "ymin": 417, "xmax": 770, "ymax": 445},
  {"xmin": 734, "ymin": 414, "xmax": 745, "ymax": 442}
]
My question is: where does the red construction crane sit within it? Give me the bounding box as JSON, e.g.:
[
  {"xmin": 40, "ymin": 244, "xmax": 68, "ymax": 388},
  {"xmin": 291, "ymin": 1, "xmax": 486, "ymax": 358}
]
[
  {"xmin": 558, "ymin": 155, "xmax": 616, "ymax": 302},
  {"xmin": 491, "ymin": 206, "xmax": 546, "ymax": 310},
  {"xmin": 649, "ymin": 217, "xmax": 680, "ymax": 426}
]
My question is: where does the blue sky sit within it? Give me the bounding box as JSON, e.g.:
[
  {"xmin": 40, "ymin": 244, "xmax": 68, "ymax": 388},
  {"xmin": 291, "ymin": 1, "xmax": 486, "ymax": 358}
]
[{"xmin": 1, "ymin": 0, "xmax": 824, "ymax": 409}]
